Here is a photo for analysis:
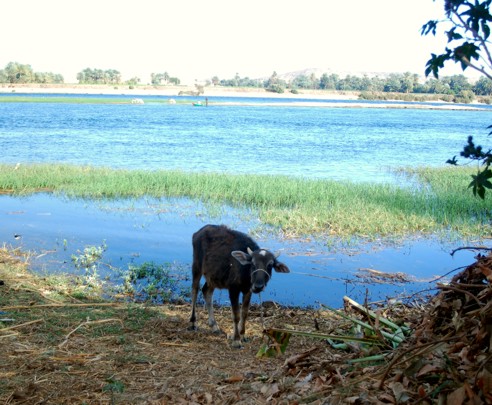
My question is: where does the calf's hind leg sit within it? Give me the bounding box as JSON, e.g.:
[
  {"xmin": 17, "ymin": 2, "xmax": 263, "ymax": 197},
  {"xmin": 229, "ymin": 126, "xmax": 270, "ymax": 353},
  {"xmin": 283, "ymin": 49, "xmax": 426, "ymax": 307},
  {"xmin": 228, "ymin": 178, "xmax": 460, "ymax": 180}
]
[
  {"xmin": 189, "ymin": 260, "xmax": 201, "ymax": 330},
  {"xmin": 202, "ymin": 282, "xmax": 221, "ymax": 333}
]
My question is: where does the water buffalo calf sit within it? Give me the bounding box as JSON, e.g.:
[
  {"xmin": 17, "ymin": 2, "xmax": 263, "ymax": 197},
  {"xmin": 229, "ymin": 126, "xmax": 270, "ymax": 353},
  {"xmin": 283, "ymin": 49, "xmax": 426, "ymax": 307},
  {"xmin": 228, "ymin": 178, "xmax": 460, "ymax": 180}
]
[{"xmin": 189, "ymin": 224, "xmax": 290, "ymax": 347}]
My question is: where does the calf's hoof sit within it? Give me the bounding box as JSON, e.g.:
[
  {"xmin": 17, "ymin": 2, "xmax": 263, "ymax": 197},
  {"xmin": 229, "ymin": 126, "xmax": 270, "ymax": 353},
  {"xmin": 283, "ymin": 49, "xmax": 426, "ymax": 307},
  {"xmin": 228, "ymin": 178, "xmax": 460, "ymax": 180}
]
[
  {"xmin": 211, "ymin": 325, "xmax": 223, "ymax": 335},
  {"xmin": 231, "ymin": 339, "xmax": 244, "ymax": 349},
  {"xmin": 188, "ymin": 325, "xmax": 198, "ymax": 331}
]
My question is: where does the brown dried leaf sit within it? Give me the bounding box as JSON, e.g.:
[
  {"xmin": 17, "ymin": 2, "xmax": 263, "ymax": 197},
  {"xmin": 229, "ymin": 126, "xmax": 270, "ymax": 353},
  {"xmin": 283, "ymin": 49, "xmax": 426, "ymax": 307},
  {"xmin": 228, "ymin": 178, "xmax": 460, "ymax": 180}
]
[
  {"xmin": 417, "ymin": 363, "xmax": 441, "ymax": 377},
  {"xmin": 224, "ymin": 375, "xmax": 244, "ymax": 384},
  {"xmin": 477, "ymin": 264, "xmax": 492, "ymax": 282},
  {"xmin": 388, "ymin": 381, "xmax": 410, "ymax": 403},
  {"xmin": 417, "ymin": 385, "xmax": 427, "ymax": 398},
  {"xmin": 261, "ymin": 382, "xmax": 279, "ymax": 397},
  {"xmin": 378, "ymin": 392, "xmax": 396, "ymax": 403},
  {"xmin": 446, "ymin": 386, "xmax": 465, "ymax": 405},
  {"xmin": 477, "ymin": 368, "xmax": 492, "ymax": 400},
  {"xmin": 204, "ymin": 392, "xmax": 213, "ymax": 404}
]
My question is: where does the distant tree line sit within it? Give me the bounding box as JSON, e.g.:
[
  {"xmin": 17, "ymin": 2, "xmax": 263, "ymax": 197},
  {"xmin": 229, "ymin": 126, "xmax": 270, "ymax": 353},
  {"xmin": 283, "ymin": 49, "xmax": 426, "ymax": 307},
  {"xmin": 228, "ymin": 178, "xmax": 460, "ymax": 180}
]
[
  {"xmin": 151, "ymin": 72, "xmax": 181, "ymax": 86},
  {"xmin": 77, "ymin": 68, "xmax": 121, "ymax": 84},
  {"xmin": 1, "ymin": 61, "xmax": 491, "ymax": 103},
  {"xmin": 0, "ymin": 62, "xmax": 183, "ymax": 87},
  {"xmin": 0, "ymin": 62, "xmax": 63, "ymax": 84},
  {"xmin": 77, "ymin": 69, "xmax": 180, "ymax": 86},
  {"xmin": 209, "ymin": 71, "xmax": 492, "ymax": 102}
]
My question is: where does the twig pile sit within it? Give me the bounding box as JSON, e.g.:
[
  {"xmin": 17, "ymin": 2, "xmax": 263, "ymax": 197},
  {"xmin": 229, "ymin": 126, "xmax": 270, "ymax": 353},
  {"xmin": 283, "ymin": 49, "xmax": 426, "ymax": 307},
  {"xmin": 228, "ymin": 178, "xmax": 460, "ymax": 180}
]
[{"xmin": 377, "ymin": 252, "xmax": 492, "ymax": 404}]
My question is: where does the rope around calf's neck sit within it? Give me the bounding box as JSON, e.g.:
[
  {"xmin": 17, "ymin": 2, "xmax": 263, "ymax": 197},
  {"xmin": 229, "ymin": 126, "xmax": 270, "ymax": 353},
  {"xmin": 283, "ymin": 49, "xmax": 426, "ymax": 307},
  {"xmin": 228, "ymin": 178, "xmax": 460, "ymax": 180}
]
[
  {"xmin": 250, "ymin": 268, "xmax": 269, "ymax": 330},
  {"xmin": 251, "ymin": 268, "xmax": 270, "ymax": 280},
  {"xmin": 258, "ymin": 292, "xmax": 264, "ymax": 330}
]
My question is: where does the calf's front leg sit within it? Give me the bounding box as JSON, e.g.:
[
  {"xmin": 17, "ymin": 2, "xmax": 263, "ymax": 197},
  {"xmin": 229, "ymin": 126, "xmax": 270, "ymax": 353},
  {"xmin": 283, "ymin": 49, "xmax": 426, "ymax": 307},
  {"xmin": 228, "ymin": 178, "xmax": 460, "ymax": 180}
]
[
  {"xmin": 239, "ymin": 290, "xmax": 252, "ymax": 338},
  {"xmin": 229, "ymin": 288, "xmax": 243, "ymax": 348}
]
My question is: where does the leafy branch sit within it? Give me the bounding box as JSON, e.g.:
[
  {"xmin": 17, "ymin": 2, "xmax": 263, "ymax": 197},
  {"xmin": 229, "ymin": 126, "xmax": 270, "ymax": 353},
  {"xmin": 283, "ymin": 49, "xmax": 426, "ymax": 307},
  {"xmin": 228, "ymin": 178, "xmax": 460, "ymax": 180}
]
[{"xmin": 422, "ymin": 0, "xmax": 492, "ymax": 198}]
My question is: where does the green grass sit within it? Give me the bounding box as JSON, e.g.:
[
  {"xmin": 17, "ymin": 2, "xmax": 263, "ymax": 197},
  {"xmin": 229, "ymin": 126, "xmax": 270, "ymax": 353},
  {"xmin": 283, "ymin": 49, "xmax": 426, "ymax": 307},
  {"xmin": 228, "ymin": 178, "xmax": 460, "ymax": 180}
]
[
  {"xmin": 0, "ymin": 248, "xmax": 164, "ymax": 347},
  {"xmin": 0, "ymin": 96, "xmax": 191, "ymax": 104},
  {"xmin": 0, "ymin": 163, "xmax": 490, "ymax": 238}
]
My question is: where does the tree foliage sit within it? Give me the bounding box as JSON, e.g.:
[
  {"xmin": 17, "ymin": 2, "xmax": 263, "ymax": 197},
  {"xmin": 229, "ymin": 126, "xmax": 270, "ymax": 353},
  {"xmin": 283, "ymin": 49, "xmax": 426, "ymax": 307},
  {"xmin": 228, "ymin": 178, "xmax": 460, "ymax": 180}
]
[
  {"xmin": 422, "ymin": 0, "xmax": 492, "ymax": 198},
  {"xmin": 212, "ymin": 70, "xmax": 485, "ymax": 99},
  {"xmin": 264, "ymin": 71, "xmax": 286, "ymax": 93},
  {"xmin": 150, "ymin": 72, "xmax": 170, "ymax": 85},
  {"xmin": 76, "ymin": 68, "xmax": 121, "ymax": 85},
  {"xmin": 0, "ymin": 62, "xmax": 63, "ymax": 84}
]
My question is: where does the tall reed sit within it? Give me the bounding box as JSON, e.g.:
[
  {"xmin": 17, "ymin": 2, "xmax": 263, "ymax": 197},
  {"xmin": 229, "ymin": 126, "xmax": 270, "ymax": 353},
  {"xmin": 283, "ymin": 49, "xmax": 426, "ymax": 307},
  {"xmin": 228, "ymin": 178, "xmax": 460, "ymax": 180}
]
[
  {"xmin": 0, "ymin": 96, "xmax": 172, "ymax": 104},
  {"xmin": 0, "ymin": 163, "xmax": 489, "ymax": 238}
]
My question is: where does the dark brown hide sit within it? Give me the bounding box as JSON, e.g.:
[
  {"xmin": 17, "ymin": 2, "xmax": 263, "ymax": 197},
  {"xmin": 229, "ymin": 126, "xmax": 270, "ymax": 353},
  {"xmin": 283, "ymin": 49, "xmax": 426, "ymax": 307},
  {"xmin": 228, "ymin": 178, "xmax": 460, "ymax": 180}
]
[{"xmin": 189, "ymin": 224, "xmax": 290, "ymax": 347}]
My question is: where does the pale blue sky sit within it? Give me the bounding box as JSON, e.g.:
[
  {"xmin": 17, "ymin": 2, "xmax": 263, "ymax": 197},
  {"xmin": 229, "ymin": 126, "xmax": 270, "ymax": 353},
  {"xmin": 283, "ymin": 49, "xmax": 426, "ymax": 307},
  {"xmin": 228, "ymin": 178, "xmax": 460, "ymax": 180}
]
[{"xmin": 1, "ymin": 0, "xmax": 476, "ymax": 84}]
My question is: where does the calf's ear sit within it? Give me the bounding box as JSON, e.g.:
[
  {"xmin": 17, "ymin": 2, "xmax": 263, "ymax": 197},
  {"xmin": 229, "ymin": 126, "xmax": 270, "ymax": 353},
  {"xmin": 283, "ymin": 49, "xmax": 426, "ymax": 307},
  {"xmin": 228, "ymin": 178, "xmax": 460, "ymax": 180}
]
[
  {"xmin": 231, "ymin": 250, "xmax": 252, "ymax": 265},
  {"xmin": 274, "ymin": 261, "xmax": 290, "ymax": 273}
]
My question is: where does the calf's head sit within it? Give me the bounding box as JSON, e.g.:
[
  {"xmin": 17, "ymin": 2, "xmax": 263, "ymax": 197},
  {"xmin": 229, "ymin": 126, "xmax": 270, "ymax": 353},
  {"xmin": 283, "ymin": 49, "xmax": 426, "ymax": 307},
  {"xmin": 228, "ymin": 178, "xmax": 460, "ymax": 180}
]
[{"xmin": 231, "ymin": 247, "xmax": 290, "ymax": 293}]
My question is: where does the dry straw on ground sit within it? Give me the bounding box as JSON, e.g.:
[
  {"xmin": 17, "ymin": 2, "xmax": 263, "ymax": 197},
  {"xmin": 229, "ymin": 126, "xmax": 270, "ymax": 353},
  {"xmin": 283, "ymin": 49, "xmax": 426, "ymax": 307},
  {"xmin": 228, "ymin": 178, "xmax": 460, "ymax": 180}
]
[{"xmin": 0, "ymin": 248, "xmax": 490, "ymax": 404}]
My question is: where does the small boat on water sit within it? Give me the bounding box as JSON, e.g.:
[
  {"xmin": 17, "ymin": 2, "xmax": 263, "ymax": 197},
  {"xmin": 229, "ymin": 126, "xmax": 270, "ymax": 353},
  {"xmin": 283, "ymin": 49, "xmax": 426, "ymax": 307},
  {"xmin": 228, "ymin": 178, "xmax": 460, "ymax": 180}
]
[{"xmin": 192, "ymin": 101, "xmax": 203, "ymax": 106}]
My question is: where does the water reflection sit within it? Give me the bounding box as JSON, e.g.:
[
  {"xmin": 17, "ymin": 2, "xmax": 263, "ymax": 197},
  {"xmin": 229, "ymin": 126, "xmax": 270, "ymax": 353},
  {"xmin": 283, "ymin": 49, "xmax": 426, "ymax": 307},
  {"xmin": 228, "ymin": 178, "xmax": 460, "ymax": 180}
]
[{"xmin": 0, "ymin": 194, "xmax": 477, "ymax": 307}]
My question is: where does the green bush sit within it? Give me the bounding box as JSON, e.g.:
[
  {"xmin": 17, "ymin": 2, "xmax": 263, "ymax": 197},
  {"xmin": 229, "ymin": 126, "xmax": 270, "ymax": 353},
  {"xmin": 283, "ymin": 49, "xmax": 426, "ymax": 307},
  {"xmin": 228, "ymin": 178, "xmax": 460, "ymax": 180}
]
[
  {"xmin": 454, "ymin": 90, "xmax": 475, "ymax": 104},
  {"xmin": 266, "ymin": 84, "xmax": 285, "ymax": 93}
]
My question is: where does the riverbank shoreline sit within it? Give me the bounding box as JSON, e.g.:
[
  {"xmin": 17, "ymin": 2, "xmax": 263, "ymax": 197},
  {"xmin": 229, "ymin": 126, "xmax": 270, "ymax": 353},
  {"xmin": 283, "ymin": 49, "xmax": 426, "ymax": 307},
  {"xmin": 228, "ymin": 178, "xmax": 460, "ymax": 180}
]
[
  {"xmin": 2, "ymin": 83, "xmax": 490, "ymax": 110},
  {"xmin": 0, "ymin": 83, "xmax": 357, "ymax": 100}
]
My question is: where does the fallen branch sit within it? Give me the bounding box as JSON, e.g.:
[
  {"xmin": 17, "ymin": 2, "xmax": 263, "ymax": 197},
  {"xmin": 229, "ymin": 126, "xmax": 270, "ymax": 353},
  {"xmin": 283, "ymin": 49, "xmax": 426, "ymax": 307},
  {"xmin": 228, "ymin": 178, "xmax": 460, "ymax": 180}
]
[
  {"xmin": 378, "ymin": 333, "xmax": 462, "ymax": 389},
  {"xmin": 0, "ymin": 319, "xmax": 43, "ymax": 332},
  {"xmin": 11, "ymin": 285, "xmax": 62, "ymax": 304},
  {"xmin": 346, "ymin": 353, "xmax": 388, "ymax": 364},
  {"xmin": 436, "ymin": 283, "xmax": 484, "ymax": 307},
  {"xmin": 451, "ymin": 246, "xmax": 492, "ymax": 256},
  {"xmin": 322, "ymin": 304, "xmax": 404, "ymax": 345},
  {"xmin": 1, "ymin": 302, "xmax": 120, "ymax": 310},
  {"xmin": 343, "ymin": 296, "xmax": 410, "ymax": 334},
  {"xmin": 284, "ymin": 347, "xmax": 318, "ymax": 368},
  {"xmin": 159, "ymin": 342, "xmax": 190, "ymax": 347},
  {"xmin": 58, "ymin": 318, "xmax": 123, "ymax": 348},
  {"xmin": 263, "ymin": 328, "xmax": 386, "ymax": 346}
]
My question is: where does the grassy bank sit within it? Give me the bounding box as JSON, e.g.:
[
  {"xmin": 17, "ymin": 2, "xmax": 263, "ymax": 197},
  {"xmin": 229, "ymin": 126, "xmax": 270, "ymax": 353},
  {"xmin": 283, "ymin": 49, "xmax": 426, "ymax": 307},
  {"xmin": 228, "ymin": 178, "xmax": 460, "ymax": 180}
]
[
  {"xmin": 0, "ymin": 248, "xmax": 393, "ymax": 403},
  {"xmin": 0, "ymin": 95, "xmax": 186, "ymax": 104},
  {"xmin": 0, "ymin": 163, "xmax": 490, "ymax": 238}
]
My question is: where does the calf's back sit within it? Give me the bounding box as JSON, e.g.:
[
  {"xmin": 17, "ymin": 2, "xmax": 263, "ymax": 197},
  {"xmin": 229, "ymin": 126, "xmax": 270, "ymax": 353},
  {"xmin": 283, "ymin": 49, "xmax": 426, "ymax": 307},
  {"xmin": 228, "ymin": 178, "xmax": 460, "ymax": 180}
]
[{"xmin": 192, "ymin": 224, "xmax": 258, "ymax": 291}]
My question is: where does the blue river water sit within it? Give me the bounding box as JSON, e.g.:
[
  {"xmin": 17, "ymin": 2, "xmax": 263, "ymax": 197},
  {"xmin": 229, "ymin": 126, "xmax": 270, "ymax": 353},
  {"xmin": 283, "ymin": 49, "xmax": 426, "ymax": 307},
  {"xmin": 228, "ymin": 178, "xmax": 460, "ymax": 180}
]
[
  {"xmin": 0, "ymin": 194, "xmax": 477, "ymax": 308},
  {"xmin": 1, "ymin": 94, "xmax": 492, "ymax": 183},
  {"xmin": 0, "ymin": 94, "xmax": 488, "ymax": 307}
]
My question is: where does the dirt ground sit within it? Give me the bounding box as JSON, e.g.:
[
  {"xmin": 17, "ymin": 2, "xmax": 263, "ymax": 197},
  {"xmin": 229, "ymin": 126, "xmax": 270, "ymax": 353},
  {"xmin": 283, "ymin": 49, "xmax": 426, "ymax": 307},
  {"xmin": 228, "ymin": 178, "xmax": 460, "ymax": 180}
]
[{"xmin": 0, "ymin": 248, "xmax": 491, "ymax": 404}]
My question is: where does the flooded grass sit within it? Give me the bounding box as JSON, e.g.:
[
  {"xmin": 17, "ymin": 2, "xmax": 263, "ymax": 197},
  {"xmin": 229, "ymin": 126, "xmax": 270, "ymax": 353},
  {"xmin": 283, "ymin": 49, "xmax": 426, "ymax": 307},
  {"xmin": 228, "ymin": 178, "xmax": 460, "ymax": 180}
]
[
  {"xmin": 0, "ymin": 95, "xmax": 179, "ymax": 104},
  {"xmin": 0, "ymin": 163, "xmax": 490, "ymax": 238}
]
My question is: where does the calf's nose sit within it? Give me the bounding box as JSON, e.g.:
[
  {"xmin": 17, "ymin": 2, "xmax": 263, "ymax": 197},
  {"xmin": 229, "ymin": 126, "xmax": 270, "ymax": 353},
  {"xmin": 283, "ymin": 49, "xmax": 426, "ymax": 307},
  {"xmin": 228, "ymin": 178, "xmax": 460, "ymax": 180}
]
[{"xmin": 252, "ymin": 282, "xmax": 265, "ymax": 293}]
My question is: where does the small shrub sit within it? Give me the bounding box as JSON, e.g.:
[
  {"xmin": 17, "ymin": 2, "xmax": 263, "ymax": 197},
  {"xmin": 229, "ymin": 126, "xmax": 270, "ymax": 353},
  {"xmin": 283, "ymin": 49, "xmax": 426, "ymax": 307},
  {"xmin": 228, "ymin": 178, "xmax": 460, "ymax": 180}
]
[
  {"xmin": 71, "ymin": 241, "xmax": 107, "ymax": 289},
  {"xmin": 454, "ymin": 90, "xmax": 475, "ymax": 104},
  {"xmin": 119, "ymin": 261, "xmax": 188, "ymax": 303},
  {"xmin": 266, "ymin": 84, "xmax": 285, "ymax": 94}
]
